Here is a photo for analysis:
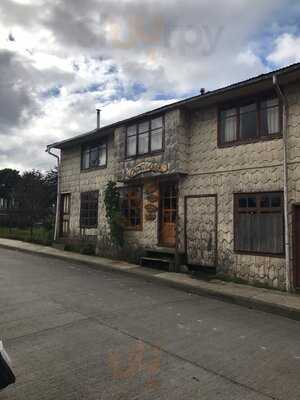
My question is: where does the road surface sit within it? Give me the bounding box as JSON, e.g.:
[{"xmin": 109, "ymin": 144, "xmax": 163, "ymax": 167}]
[{"xmin": 0, "ymin": 248, "xmax": 300, "ymax": 399}]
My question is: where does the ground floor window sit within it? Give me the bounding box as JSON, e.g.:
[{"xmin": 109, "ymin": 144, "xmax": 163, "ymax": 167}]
[
  {"xmin": 80, "ymin": 191, "xmax": 99, "ymax": 228},
  {"xmin": 234, "ymin": 192, "xmax": 284, "ymax": 255},
  {"xmin": 120, "ymin": 186, "xmax": 142, "ymax": 230}
]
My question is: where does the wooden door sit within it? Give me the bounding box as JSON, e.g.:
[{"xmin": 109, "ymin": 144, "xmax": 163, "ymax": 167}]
[
  {"xmin": 159, "ymin": 183, "xmax": 177, "ymax": 247},
  {"xmin": 294, "ymin": 205, "xmax": 300, "ymax": 288},
  {"xmin": 60, "ymin": 193, "xmax": 71, "ymax": 237}
]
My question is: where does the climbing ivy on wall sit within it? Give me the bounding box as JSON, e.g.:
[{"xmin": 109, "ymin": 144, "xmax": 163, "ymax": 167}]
[{"xmin": 104, "ymin": 181, "xmax": 124, "ymax": 247}]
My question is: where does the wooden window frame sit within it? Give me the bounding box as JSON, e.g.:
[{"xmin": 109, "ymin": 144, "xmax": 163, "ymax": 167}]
[
  {"xmin": 125, "ymin": 115, "xmax": 165, "ymax": 159},
  {"xmin": 120, "ymin": 186, "xmax": 143, "ymax": 231},
  {"xmin": 218, "ymin": 93, "xmax": 282, "ymax": 148},
  {"xmin": 234, "ymin": 191, "xmax": 284, "ymax": 257},
  {"xmin": 80, "ymin": 191, "xmax": 99, "ymax": 229},
  {"xmin": 81, "ymin": 141, "xmax": 108, "ymax": 171}
]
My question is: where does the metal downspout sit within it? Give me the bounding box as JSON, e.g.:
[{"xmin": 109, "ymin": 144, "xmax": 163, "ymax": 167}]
[
  {"xmin": 273, "ymin": 74, "xmax": 292, "ymax": 292},
  {"xmin": 46, "ymin": 146, "xmax": 61, "ymax": 242}
]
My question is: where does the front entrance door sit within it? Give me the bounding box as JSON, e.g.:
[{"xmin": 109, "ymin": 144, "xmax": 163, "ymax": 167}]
[
  {"xmin": 159, "ymin": 183, "xmax": 177, "ymax": 247},
  {"xmin": 294, "ymin": 205, "xmax": 300, "ymax": 288},
  {"xmin": 60, "ymin": 193, "xmax": 71, "ymax": 237}
]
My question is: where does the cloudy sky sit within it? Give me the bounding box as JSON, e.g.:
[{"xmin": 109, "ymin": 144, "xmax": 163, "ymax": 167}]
[{"xmin": 0, "ymin": 0, "xmax": 300, "ymax": 171}]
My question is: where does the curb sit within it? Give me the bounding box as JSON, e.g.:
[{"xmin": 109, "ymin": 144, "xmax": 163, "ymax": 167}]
[{"xmin": 1, "ymin": 242, "xmax": 300, "ymax": 322}]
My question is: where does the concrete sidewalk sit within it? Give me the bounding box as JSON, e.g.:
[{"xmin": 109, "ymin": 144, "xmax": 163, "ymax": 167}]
[{"xmin": 0, "ymin": 237, "xmax": 300, "ymax": 321}]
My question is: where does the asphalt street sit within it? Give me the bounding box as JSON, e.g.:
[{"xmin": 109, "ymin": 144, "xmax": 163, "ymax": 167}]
[{"xmin": 0, "ymin": 247, "xmax": 300, "ymax": 400}]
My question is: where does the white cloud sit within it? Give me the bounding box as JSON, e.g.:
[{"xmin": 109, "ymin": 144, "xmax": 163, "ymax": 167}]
[
  {"xmin": 267, "ymin": 33, "xmax": 300, "ymax": 66},
  {"xmin": 0, "ymin": 0, "xmax": 297, "ymax": 171}
]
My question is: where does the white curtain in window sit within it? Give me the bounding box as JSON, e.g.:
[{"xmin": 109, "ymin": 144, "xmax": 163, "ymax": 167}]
[
  {"xmin": 224, "ymin": 116, "xmax": 237, "ymax": 142},
  {"xmin": 267, "ymin": 107, "xmax": 279, "ymax": 134}
]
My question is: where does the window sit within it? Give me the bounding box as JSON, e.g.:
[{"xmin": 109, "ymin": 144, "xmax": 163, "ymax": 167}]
[
  {"xmin": 234, "ymin": 192, "xmax": 284, "ymax": 255},
  {"xmin": 219, "ymin": 96, "xmax": 281, "ymax": 145},
  {"xmin": 80, "ymin": 191, "xmax": 99, "ymax": 228},
  {"xmin": 120, "ymin": 187, "xmax": 143, "ymax": 229},
  {"xmin": 126, "ymin": 116, "xmax": 163, "ymax": 157},
  {"xmin": 82, "ymin": 142, "xmax": 107, "ymax": 170}
]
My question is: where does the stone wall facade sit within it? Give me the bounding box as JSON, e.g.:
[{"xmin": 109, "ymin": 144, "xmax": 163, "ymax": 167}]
[{"xmin": 58, "ymin": 82, "xmax": 300, "ymax": 290}]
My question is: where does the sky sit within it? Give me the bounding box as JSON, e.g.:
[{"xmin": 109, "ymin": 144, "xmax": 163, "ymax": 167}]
[{"xmin": 1, "ymin": 0, "xmax": 300, "ymax": 171}]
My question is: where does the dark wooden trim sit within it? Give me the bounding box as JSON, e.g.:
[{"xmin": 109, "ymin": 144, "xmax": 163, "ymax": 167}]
[
  {"xmin": 233, "ymin": 191, "xmax": 285, "ymax": 257},
  {"xmin": 184, "ymin": 194, "xmax": 218, "ymax": 267},
  {"xmin": 217, "ymin": 92, "xmax": 282, "ymax": 148}
]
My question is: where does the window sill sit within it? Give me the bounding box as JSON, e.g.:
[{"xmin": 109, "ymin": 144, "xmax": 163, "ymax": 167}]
[
  {"xmin": 234, "ymin": 250, "xmax": 285, "ymax": 259},
  {"xmin": 81, "ymin": 165, "xmax": 107, "ymax": 173},
  {"xmin": 218, "ymin": 133, "xmax": 282, "ymax": 148},
  {"xmin": 125, "ymin": 150, "xmax": 163, "ymax": 161}
]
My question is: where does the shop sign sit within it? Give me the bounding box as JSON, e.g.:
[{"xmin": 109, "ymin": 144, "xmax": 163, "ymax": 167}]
[{"xmin": 127, "ymin": 162, "xmax": 168, "ymax": 179}]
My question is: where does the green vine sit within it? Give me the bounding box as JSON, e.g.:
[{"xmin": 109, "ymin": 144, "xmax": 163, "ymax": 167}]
[{"xmin": 104, "ymin": 181, "xmax": 124, "ymax": 247}]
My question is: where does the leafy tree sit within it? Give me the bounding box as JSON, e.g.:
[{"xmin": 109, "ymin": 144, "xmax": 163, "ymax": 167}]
[
  {"xmin": 104, "ymin": 181, "xmax": 124, "ymax": 247},
  {"xmin": 0, "ymin": 169, "xmax": 20, "ymax": 208}
]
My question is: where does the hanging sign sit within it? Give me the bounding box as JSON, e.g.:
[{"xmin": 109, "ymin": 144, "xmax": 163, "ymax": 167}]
[{"xmin": 127, "ymin": 161, "xmax": 168, "ymax": 179}]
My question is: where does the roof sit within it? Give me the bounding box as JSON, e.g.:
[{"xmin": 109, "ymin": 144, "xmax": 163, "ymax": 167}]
[{"xmin": 47, "ymin": 62, "xmax": 300, "ymax": 150}]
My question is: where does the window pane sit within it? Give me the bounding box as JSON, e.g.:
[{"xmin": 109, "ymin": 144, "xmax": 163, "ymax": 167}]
[
  {"xmin": 138, "ymin": 132, "xmax": 149, "ymax": 154},
  {"xmin": 120, "ymin": 187, "xmax": 142, "ymax": 229},
  {"xmin": 151, "ymin": 128, "xmax": 163, "ymax": 152},
  {"xmin": 240, "ymin": 103, "xmax": 258, "ymax": 140},
  {"xmin": 127, "ymin": 136, "xmax": 137, "ymax": 157},
  {"xmin": 220, "ymin": 109, "xmax": 237, "ymax": 143},
  {"xmin": 82, "ymin": 150, "xmax": 90, "ymax": 169},
  {"xmin": 90, "ymin": 147, "xmax": 98, "ymax": 167},
  {"xmin": 247, "ymin": 197, "xmax": 257, "ymax": 208},
  {"xmin": 235, "ymin": 192, "xmax": 283, "ymax": 254},
  {"xmin": 239, "ymin": 198, "xmax": 247, "ymax": 208},
  {"xmin": 151, "ymin": 117, "xmax": 163, "ymax": 129},
  {"xmin": 127, "ymin": 125, "xmax": 137, "ymax": 136},
  {"xmin": 98, "ymin": 144, "xmax": 106, "ymax": 166},
  {"xmin": 261, "ymin": 102, "xmax": 279, "ymax": 135},
  {"xmin": 139, "ymin": 121, "xmax": 149, "ymax": 133}
]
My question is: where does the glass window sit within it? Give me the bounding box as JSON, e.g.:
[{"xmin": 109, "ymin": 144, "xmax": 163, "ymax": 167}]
[
  {"xmin": 219, "ymin": 97, "xmax": 281, "ymax": 145},
  {"xmin": 240, "ymin": 103, "xmax": 258, "ymax": 140},
  {"xmin": 220, "ymin": 109, "xmax": 237, "ymax": 143},
  {"xmin": 138, "ymin": 132, "xmax": 149, "ymax": 154},
  {"xmin": 98, "ymin": 144, "xmax": 107, "ymax": 166},
  {"xmin": 81, "ymin": 143, "xmax": 107, "ymax": 170},
  {"xmin": 80, "ymin": 191, "xmax": 99, "ymax": 228},
  {"xmin": 261, "ymin": 98, "xmax": 280, "ymax": 135},
  {"xmin": 151, "ymin": 128, "xmax": 163, "ymax": 152},
  {"xmin": 235, "ymin": 192, "xmax": 283, "ymax": 255},
  {"xmin": 120, "ymin": 187, "xmax": 142, "ymax": 229},
  {"xmin": 126, "ymin": 116, "xmax": 164, "ymax": 157}
]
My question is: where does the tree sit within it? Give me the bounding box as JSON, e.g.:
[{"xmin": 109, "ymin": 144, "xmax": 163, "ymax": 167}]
[{"xmin": 0, "ymin": 169, "xmax": 20, "ymax": 208}]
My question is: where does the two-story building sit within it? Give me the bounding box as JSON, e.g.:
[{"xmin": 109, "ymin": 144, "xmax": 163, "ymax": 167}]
[{"xmin": 47, "ymin": 63, "xmax": 300, "ymax": 291}]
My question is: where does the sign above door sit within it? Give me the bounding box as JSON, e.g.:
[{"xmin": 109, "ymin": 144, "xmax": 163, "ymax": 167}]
[{"xmin": 126, "ymin": 161, "xmax": 169, "ymax": 179}]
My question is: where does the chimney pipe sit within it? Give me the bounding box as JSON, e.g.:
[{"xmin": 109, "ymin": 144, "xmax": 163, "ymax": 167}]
[{"xmin": 96, "ymin": 109, "xmax": 101, "ymax": 130}]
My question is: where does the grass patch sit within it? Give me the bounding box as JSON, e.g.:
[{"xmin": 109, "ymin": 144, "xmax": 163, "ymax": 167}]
[{"xmin": 0, "ymin": 226, "xmax": 53, "ymax": 246}]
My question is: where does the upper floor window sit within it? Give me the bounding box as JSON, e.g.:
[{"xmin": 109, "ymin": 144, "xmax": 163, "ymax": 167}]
[
  {"xmin": 126, "ymin": 116, "xmax": 164, "ymax": 158},
  {"xmin": 81, "ymin": 142, "xmax": 107, "ymax": 170},
  {"xmin": 219, "ymin": 96, "xmax": 281, "ymax": 146}
]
